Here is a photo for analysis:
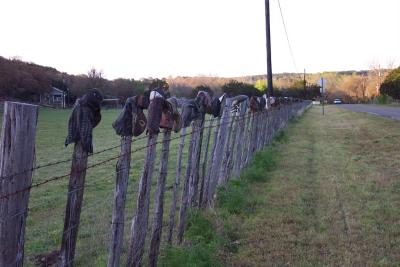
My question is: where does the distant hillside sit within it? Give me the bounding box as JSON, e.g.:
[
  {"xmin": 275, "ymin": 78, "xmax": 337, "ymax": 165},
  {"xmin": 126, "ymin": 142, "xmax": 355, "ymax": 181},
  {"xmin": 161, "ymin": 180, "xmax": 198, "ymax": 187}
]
[{"xmin": 0, "ymin": 55, "xmax": 394, "ymax": 103}]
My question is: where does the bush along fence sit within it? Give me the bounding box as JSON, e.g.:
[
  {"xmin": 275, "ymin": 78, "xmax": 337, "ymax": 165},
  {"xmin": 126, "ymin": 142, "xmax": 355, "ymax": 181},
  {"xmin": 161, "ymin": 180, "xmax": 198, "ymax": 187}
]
[{"xmin": 0, "ymin": 90, "xmax": 311, "ymax": 267}]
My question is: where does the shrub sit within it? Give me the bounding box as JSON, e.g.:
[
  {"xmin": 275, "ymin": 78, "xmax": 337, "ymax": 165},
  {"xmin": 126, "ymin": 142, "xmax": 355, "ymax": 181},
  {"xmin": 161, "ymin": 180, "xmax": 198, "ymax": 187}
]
[
  {"xmin": 380, "ymin": 67, "xmax": 400, "ymax": 99},
  {"xmin": 376, "ymin": 94, "xmax": 393, "ymax": 104}
]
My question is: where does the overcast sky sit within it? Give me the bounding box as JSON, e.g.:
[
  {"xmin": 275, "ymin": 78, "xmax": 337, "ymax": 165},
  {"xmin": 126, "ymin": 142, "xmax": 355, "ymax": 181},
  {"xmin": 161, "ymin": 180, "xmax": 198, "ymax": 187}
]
[{"xmin": 1, "ymin": 0, "xmax": 399, "ymax": 79}]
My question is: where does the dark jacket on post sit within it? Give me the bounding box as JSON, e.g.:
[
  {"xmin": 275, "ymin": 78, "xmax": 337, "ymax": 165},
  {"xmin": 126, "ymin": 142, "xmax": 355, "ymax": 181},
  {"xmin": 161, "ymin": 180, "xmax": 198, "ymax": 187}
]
[{"xmin": 65, "ymin": 89, "xmax": 103, "ymax": 153}]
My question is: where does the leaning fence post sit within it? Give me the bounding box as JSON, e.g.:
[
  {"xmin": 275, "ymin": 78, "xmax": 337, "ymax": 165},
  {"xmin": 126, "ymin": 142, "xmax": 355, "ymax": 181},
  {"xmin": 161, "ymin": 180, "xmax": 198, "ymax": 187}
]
[
  {"xmin": 108, "ymin": 136, "xmax": 132, "ymax": 267},
  {"xmin": 58, "ymin": 142, "xmax": 88, "ymax": 267},
  {"xmin": 188, "ymin": 119, "xmax": 204, "ymax": 207},
  {"xmin": 200, "ymin": 119, "xmax": 220, "ymax": 209},
  {"xmin": 206, "ymin": 98, "xmax": 232, "ymax": 206},
  {"xmin": 126, "ymin": 133, "xmax": 158, "ymax": 267},
  {"xmin": 177, "ymin": 121, "xmax": 197, "ymax": 244},
  {"xmin": 198, "ymin": 118, "xmax": 214, "ymax": 206},
  {"xmin": 59, "ymin": 89, "xmax": 103, "ymax": 267},
  {"xmin": 167, "ymin": 128, "xmax": 186, "ymax": 244},
  {"xmin": 241, "ymin": 112, "xmax": 252, "ymax": 170},
  {"xmin": 0, "ymin": 102, "xmax": 38, "ymax": 267},
  {"xmin": 233, "ymin": 109, "xmax": 247, "ymax": 177},
  {"xmin": 149, "ymin": 129, "xmax": 172, "ymax": 267},
  {"xmin": 218, "ymin": 111, "xmax": 236, "ymax": 186}
]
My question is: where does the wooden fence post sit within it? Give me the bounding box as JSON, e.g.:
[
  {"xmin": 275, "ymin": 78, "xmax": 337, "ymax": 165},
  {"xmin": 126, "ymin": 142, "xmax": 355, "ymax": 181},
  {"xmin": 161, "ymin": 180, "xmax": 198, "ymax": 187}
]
[
  {"xmin": 200, "ymin": 120, "xmax": 220, "ymax": 208},
  {"xmin": 198, "ymin": 118, "xmax": 214, "ymax": 206},
  {"xmin": 233, "ymin": 108, "xmax": 247, "ymax": 177},
  {"xmin": 218, "ymin": 112, "xmax": 236, "ymax": 186},
  {"xmin": 225, "ymin": 113, "xmax": 240, "ymax": 181},
  {"xmin": 108, "ymin": 136, "xmax": 132, "ymax": 267},
  {"xmin": 188, "ymin": 119, "xmax": 204, "ymax": 207},
  {"xmin": 246, "ymin": 112, "xmax": 257, "ymax": 164},
  {"xmin": 0, "ymin": 102, "xmax": 38, "ymax": 267},
  {"xmin": 241, "ymin": 113, "xmax": 252, "ymax": 170},
  {"xmin": 149, "ymin": 130, "xmax": 171, "ymax": 267},
  {"xmin": 58, "ymin": 141, "xmax": 88, "ymax": 267},
  {"xmin": 206, "ymin": 99, "xmax": 232, "ymax": 206},
  {"xmin": 177, "ymin": 122, "xmax": 196, "ymax": 244},
  {"xmin": 127, "ymin": 133, "xmax": 158, "ymax": 267},
  {"xmin": 167, "ymin": 128, "xmax": 186, "ymax": 244}
]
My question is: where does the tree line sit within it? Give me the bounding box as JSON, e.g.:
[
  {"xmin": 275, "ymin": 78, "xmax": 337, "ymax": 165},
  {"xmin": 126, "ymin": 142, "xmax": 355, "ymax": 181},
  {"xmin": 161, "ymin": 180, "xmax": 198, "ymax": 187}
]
[{"xmin": 4, "ymin": 55, "xmax": 398, "ymax": 104}]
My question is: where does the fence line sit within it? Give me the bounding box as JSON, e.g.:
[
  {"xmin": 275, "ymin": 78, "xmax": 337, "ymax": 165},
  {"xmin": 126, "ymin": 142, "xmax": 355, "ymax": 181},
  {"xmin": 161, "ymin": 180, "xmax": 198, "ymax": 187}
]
[{"xmin": 0, "ymin": 98, "xmax": 312, "ymax": 267}]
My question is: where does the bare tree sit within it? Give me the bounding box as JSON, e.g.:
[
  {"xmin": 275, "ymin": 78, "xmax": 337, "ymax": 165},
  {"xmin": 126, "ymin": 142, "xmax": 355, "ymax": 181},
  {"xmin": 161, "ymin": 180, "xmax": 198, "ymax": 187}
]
[{"xmin": 87, "ymin": 67, "xmax": 104, "ymax": 89}]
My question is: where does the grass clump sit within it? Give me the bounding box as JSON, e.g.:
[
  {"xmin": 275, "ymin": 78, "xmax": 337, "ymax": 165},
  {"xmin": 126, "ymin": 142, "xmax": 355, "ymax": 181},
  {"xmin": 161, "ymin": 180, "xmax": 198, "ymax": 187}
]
[
  {"xmin": 216, "ymin": 179, "xmax": 248, "ymax": 215},
  {"xmin": 242, "ymin": 148, "xmax": 277, "ymax": 183},
  {"xmin": 160, "ymin": 211, "xmax": 221, "ymax": 267},
  {"xmin": 273, "ymin": 129, "xmax": 289, "ymax": 143}
]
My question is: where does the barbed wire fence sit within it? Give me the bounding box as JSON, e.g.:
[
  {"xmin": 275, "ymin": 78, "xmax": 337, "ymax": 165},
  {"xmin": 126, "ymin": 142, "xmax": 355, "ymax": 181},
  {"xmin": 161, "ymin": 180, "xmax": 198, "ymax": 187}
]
[{"xmin": 0, "ymin": 99, "xmax": 312, "ymax": 267}]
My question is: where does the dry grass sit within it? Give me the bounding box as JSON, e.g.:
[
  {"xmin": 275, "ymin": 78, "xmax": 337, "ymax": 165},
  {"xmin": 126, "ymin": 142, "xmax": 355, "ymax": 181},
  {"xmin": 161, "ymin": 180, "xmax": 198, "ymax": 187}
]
[{"xmin": 226, "ymin": 106, "xmax": 400, "ymax": 266}]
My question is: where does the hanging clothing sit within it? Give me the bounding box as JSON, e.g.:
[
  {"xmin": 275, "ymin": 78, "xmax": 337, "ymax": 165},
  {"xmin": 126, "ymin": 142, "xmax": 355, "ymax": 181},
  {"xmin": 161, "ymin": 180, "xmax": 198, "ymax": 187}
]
[
  {"xmin": 112, "ymin": 96, "xmax": 147, "ymax": 137},
  {"xmin": 65, "ymin": 89, "xmax": 103, "ymax": 153}
]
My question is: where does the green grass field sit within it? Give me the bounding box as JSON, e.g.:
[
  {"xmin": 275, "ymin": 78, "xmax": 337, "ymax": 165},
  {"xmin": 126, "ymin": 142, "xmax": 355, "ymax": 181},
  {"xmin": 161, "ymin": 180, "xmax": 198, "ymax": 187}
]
[
  {"xmin": 223, "ymin": 106, "xmax": 400, "ymax": 266},
  {"xmin": 1, "ymin": 107, "xmax": 200, "ymax": 266}
]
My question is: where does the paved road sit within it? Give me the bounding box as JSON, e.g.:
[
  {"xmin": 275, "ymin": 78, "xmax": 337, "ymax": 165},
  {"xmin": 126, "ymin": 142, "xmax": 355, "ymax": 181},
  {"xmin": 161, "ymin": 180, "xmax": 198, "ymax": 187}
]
[{"xmin": 339, "ymin": 104, "xmax": 400, "ymax": 121}]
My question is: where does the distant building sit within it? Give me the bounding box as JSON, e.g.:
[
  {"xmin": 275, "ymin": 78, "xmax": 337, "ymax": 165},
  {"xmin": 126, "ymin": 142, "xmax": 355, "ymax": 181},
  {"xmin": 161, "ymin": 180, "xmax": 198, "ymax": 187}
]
[
  {"xmin": 40, "ymin": 87, "xmax": 66, "ymax": 108},
  {"xmin": 102, "ymin": 95, "xmax": 122, "ymax": 109}
]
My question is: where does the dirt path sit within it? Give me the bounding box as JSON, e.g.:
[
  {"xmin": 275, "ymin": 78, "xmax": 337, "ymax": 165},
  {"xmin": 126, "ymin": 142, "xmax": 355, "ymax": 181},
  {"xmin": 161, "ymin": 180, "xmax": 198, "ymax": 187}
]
[{"xmin": 229, "ymin": 106, "xmax": 400, "ymax": 266}]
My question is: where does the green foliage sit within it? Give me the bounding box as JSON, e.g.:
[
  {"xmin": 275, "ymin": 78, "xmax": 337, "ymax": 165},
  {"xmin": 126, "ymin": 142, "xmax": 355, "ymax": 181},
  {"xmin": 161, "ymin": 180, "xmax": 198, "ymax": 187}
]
[
  {"xmin": 163, "ymin": 144, "xmax": 281, "ymax": 266},
  {"xmin": 216, "ymin": 179, "xmax": 248, "ymax": 215},
  {"xmin": 185, "ymin": 211, "xmax": 220, "ymax": 244},
  {"xmin": 160, "ymin": 211, "xmax": 221, "ymax": 267},
  {"xmin": 217, "ymin": 148, "xmax": 278, "ymax": 215},
  {"xmin": 254, "ymin": 79, "xmax": 267, "ymax": 93},
  {"xmin": 221, "ymin": 80, "xmax": 262, "ymax": 97},
  {"xmin": 273, "ymin": 130, "xmax": 289, "ymax": 143},
  {"xmin": 242, "ymin": 149, "xmax": 277, "ymax": 182},
  {"xmin": 380, "ymin": 67, "xmax": 400, "ymax": 99},
  {"xmin": 376, "ymin": 94, "xmax": 393, "ymax": 104},
  {"xmin": 275, "ymin": 81, "xmax": 321, "ymax": 100},
  {"xmin": 161, "ymin": 244, "xmax": 221, "ymax": 267}
]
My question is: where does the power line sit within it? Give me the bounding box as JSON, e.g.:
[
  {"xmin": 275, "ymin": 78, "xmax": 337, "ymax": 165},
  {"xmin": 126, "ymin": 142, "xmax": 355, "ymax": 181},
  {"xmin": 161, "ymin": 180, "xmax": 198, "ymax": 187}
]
[{"xmin": 276, "ymin": 0, "xmax": 301, "ymax": 79}]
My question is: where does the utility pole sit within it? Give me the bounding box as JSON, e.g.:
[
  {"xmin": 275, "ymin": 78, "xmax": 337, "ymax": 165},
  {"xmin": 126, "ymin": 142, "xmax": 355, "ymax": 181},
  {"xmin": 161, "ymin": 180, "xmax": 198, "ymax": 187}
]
[
  {"xmin": 321, "ymin": 78, "xmax": 325, "ymax": 116},
  {"xmin": 265, "ymin": 0, "xmax": 273, "ymax": 96},
  {"xmin": 303, "ymin": 69, "xmax": 306, "ymax": 98}
]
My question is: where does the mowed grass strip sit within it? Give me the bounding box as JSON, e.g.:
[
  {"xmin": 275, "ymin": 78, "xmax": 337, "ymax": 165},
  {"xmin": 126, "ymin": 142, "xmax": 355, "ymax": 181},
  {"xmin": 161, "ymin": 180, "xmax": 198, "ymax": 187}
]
[{"xmin": 226, "ymin": 106, "xmax": 400, "ymax": 266}]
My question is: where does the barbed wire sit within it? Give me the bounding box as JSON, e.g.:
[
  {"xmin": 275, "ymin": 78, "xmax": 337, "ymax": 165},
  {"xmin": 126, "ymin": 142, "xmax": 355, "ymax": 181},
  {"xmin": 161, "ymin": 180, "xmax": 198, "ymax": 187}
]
[{"xmin": 0, "ymin": 105, "xmax": 297, "ymax": 201}]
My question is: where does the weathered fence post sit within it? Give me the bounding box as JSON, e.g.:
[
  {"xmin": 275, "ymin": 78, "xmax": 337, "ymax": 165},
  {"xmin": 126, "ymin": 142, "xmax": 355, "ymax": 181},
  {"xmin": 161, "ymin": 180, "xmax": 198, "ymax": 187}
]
[
  {"xmin": 108, "ymin": 136, "xmax": 132, "ymax": 267},
  {"xmin": 206, "ymin": 98, "xmax": 232, "ymax": 206},
  {"xmin": 167, "ymin": 128, "xmax": 186, "ymax": 244},
  {"xmin": 0, "ymin": 102, "xmax": 38, "ymax": 267},
  {"xmin": 246, "ymin": 112, "xmax": 257, "ymax": 164},
  {"xmin": 126, "ymin": 133, "xmax": 158, "ymax": 267},
  {"xmin": 200, "ymin": 119, "xmax": 220, "ymax": 208},
  {"xmin": 218, "ymin": 111, "xmax": 236, "ymax": 186},
  {"xmin": 58, "ymin": 142, "xmax": 88, "ymax": 267},
  {"xmin": 188, "ymin": 118, "xmax": 204, "ymax": 207},
  {"xmin": 59, "ymin": 89, "xmax": 103, "ymax": 267},
  {"xmin": 149, "ymin": 130, "xmax": 172, "ymax": 267},
  {"xmin": 233, "ymin": 105, "xmax": 247, "ymax": 177},
  {"xmin": 241, "ymin": 113, "xmax": 252, "ymax": 170},
  {"xmin": 198, "ymin": 118, "xmax": 214, "ymax": 206},
  {"xmin": 177, "ymin": 121, "xmax": 197, "ymax": 244}
]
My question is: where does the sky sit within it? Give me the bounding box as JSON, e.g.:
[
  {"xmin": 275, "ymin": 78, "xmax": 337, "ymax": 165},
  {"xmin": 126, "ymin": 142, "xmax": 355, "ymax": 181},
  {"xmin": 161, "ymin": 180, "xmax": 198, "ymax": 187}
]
[{"xmin": 0, "ymin": 0, "xmax": 399, "ymax": 80}]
